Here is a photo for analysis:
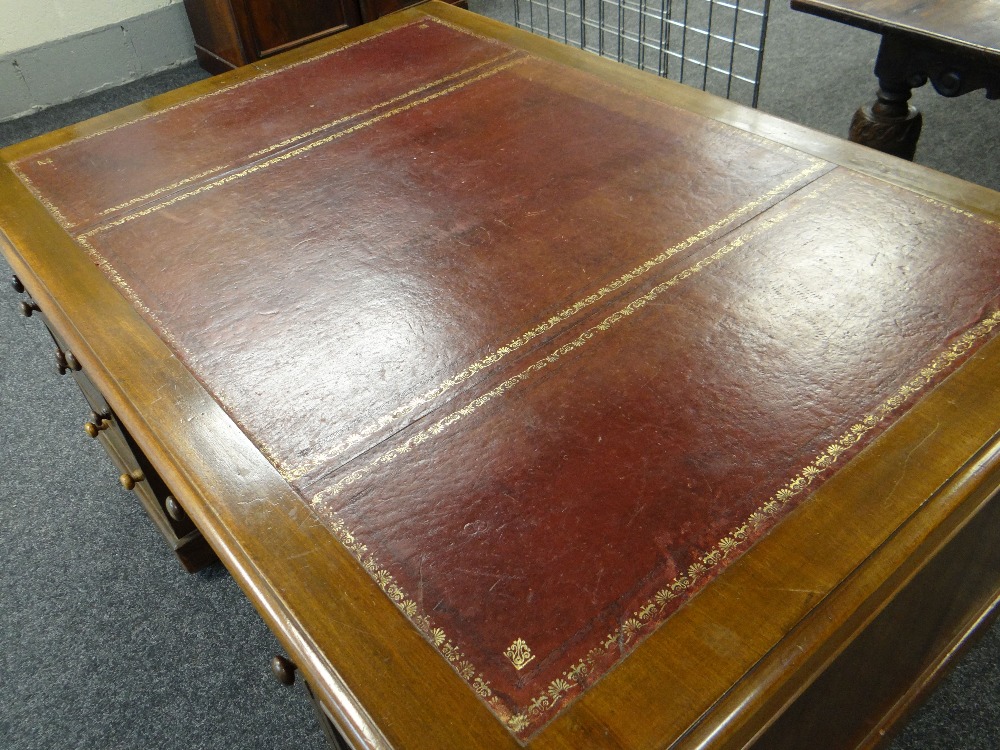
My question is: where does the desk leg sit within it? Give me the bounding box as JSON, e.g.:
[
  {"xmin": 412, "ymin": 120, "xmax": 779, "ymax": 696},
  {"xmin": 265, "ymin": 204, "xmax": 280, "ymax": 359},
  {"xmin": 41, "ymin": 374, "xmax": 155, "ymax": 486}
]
[{"xmin": 849, "ymin": 34, "xmax": 924, "ymax": 160}]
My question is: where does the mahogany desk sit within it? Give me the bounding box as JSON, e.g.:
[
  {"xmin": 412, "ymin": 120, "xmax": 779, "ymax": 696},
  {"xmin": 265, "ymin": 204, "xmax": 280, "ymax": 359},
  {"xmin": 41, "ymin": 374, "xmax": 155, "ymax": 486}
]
[
  {"xmin": 791, "ymin": 0, "xmax": 1000, "ymax": 160},
  {"xmin": 3, "ymin": 4, "xmax": 1000, "ymax": 748}
]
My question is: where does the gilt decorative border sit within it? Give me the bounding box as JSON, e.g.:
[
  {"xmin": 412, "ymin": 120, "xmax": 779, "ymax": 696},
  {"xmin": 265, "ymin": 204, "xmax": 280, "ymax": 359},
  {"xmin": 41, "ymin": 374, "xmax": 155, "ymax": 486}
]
[
  {"xmin": 306, "ymin": 173, "xmax": 1000, "ymax": 738},
  {"xmin": 13, "ymin": 16, "xmax": 1000, "ymax": 739},
  {"xmin": 314, "ymin": 292, "xmax": 1000, "ymax": 741},
  {"xmin": 10, "ymin": 16, "xmax": 516, "ymax": 233},
  {"xmin": 511, "ymin": 308, "xmax": 1000, "ymax": 733},
  {"xmin": 75, "ymin": 56, "xmax": 528, "ymax": 240},
  {"xmin": 306, "ymin": 179, "xmax": 831, "ymax": 737},
  {"xmin": 287, "ymin": 160, "xmax": 828, "ymax": 482},
  {"xmin": 311, "ymin": 178, "xmax": 832, "ymax": 504}
]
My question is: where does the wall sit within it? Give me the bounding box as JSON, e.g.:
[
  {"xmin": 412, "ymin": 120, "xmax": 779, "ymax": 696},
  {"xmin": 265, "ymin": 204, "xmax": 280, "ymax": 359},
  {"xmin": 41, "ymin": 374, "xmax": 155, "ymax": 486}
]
[
  {"xmin": 0, "ymin": 0, "xmax": 181, "ymax": 56},
  {"xmin": 0, "ymin": 0, "xmax": 196, "ymax": 122}
]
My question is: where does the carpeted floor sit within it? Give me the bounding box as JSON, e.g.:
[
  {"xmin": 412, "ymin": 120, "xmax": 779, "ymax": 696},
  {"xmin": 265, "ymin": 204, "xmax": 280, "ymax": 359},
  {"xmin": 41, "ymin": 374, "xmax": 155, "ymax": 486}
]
[{"xmin": 1, "ymin": 2, "xmax": 997, "ymax": 749}]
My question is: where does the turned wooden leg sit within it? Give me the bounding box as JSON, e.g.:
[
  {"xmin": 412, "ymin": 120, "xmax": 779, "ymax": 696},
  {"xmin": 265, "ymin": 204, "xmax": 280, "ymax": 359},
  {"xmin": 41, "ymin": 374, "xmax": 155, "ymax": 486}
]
[
  {"xmin": 849, "ymin": 85, "xmax": 922, "ymax": 160},
  {"xmin": 849, "ymin": 33, "xmax": 925, "ymax": 161}
]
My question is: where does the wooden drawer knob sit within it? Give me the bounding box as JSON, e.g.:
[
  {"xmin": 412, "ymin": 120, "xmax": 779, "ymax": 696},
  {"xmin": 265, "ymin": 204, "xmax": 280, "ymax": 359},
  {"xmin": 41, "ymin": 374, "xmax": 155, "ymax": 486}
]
[
  {"xmin": 270, "ymin": 655, "xmax": 297, "ymax": 687},
  {"xmin": 11, "ymin": 275, "xmax": 24, "ymax": 294},
  {"xmin": 56, "ymin": 349, "xmax": 82, "ymax": 375},
  {"xmin": 164, "ymin": 496, "xmax": 187, "ymax": 523},
  {"xmin": 20, "ymin": 300, "xmax": 40, "ymax": 317},
  {"xmin": 119, "ymin": 469, "xmax": 145, "ymax": 491},
  {"xmin": 84, "ymin": 419, "xmax": 109, "ymax": 438}
]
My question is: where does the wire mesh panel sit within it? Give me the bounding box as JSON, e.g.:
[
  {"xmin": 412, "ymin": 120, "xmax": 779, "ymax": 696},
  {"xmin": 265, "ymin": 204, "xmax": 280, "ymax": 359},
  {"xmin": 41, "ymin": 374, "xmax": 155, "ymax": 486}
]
[{"xmin": 512, "ymin": 0, "xmax": 770, "ymax": 107}]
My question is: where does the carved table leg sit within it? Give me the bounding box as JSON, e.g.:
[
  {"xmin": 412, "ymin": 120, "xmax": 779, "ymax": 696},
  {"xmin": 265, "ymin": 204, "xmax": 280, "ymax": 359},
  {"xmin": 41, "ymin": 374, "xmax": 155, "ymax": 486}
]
[
  {"xmin": 849, "ymin": 33, "xmax": 925, "ymax": 160},
  {"xmin": 849, "ymin": 86, "xmax": 922, "ymax": 160}
]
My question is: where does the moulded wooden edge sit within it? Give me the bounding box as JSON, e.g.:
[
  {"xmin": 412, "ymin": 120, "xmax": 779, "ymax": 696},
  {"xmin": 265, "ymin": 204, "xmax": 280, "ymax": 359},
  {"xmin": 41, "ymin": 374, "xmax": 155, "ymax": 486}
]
[
  {"xmin": 519, "ymin": 339, "xmax": 1000, "ymax": 749},
  {"xmin": 0, "ymin": 161, "xmax": 519, "ymax": 750},
  {"xmin": 679, "ymin": 425, "xmax": 1000, "ymax": 749},
  {"xmin": 3, "ymin": 6, "xmax": 1000, "ymax": 748},
  {"xmin": 857, "ymin": 595, "xmax": 1000, "ymax": 749}
]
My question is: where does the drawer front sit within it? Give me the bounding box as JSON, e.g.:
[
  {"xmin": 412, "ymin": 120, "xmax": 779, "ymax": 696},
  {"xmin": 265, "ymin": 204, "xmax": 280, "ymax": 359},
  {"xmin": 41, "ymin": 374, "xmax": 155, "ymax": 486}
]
[
  {"xmin": 245, "ymin": 0, "xmax": 360, "ymax": 58},
  {"xmin": 10, "ymin": 274, "xmax": 216, "ymax": 572}
]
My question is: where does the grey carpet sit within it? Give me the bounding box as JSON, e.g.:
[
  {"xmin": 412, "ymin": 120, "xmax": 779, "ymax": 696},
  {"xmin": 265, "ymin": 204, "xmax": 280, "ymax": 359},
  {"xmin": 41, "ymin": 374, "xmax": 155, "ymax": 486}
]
[
  {"xmin": 757, "ymin": 2, "xmax": 1000, "ymax": 192},
  {"xmin": 1, "ymin": 3, "xmax": 997, "ymax": 748}
]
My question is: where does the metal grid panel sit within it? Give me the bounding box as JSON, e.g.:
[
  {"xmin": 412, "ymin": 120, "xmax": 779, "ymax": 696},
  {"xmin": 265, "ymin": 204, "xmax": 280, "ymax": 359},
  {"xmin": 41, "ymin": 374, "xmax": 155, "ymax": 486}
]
[{"xmin": 513, "ymin": 0, "xmax": 771, "ymax": 107}]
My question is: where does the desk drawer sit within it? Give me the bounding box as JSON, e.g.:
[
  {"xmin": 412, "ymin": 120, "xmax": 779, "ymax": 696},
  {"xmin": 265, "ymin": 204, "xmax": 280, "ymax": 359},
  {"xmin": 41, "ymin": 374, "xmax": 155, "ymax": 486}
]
[{"xmin": 10, "ymin": 273, "xmax": 217, "ymax": 572}]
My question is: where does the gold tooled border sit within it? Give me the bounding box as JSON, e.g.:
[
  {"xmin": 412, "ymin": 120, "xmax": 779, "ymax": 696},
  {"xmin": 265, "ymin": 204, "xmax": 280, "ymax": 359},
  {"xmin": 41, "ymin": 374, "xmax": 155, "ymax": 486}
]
[
  {"xmin": 53, "ymin": 64, "xmax": 1000, "ymax": 740},
  {"xmin": 75, "ymin": 56, "xmax": 529, "ymax": 241},
  {"xmin": 310, "ymin": 178, "xmax": 832, "ymax": 504},
  {"xmin": 67, "ymin": 51, "xmax": 533, "ymax": 479},
  {"xmin": 285, "ymin": 160, "xmax": 828, "ymax": 481},
  {"xmin": 19, "ymin": 17, "xmax": 508, "ymax": 155},
  {"xmin": 85, "ymin": 52, "xmax": 519, "ymax": 226},
  {"xmin": 17, "ymin": 14, "xmax": 999, "ymax": 737},
  {"xmin": 10, "ymin": 16, "xmax": 513, "ymax": 232},
  {"xmin": 305, "ymin": 178, "xmax": 829, "ymax": 733},
  {"xmin": 512, "ymin": 309, "xmax": 1000, "ymax": 735},
  {"xmin": 309, "ymin": 180, "xmax": 1000, "ymax": 737}
]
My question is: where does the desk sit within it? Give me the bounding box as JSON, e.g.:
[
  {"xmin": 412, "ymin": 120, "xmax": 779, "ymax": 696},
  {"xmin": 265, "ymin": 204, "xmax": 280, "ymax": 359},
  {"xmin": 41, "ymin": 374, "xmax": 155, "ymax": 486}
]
[
  {"xmin": 791, "ymin": 0, "xmax": 1000, "ymax": 160},
  {"xmin": 3, "ymin": 4, "xmax": 1000, "ymax": 748}
]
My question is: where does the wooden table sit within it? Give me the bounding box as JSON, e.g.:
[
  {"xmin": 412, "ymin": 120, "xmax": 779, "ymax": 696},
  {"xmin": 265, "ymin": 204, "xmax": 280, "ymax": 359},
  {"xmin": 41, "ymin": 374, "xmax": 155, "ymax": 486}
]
[
  {"xmin": 3, "ymin": 4, "xmax": 1000, "ymax": 748},
  {"xmin": 791, "ymin": 0, "xmax": 1000, "ymax": 160}
]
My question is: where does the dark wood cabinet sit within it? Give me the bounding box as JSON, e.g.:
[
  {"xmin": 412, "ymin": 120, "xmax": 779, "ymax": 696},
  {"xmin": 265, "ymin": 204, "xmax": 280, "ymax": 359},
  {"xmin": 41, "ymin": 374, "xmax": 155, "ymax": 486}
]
[{"xmin": 183, "ymin": 0, "xmax": 464, "ymax": 73}]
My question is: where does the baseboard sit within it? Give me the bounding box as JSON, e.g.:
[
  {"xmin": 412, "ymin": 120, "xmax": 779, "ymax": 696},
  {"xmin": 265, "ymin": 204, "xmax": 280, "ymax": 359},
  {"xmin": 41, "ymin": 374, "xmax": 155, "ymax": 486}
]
[{"xmin": 0, "ymin": 4, "xmax": 196, "ymax": 123}]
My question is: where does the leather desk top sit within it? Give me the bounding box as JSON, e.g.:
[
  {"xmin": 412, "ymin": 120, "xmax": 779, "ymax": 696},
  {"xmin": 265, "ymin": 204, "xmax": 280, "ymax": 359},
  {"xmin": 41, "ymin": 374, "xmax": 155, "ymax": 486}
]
[{"xmin": 3, "ymin": 4, "xmax": 1000, "ymax": 747}]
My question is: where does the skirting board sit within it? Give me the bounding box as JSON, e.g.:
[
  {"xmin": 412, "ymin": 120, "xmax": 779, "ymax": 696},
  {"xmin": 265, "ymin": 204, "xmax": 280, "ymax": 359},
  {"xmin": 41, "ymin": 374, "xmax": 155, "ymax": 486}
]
[{"xmin": 0, "ymin": 4, "xmax": 195, "ymax": 123}]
